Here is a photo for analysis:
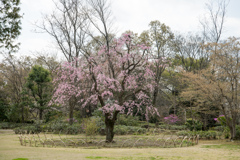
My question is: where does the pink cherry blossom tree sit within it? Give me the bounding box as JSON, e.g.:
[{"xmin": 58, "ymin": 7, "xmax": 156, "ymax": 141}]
[{"xmin": 52, "ymin": 32, "xmax": 159, "ymax": 142}]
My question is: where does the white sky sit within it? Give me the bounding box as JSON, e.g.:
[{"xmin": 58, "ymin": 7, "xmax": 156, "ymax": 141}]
[{"xmin": 18, "ymin": 0, "xmax": 240, "ymax": 57}]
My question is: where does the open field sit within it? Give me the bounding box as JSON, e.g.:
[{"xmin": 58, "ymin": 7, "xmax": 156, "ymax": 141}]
[{"xmin": 1, "ymin": 130, "xmax": 240, "ymax": 160}]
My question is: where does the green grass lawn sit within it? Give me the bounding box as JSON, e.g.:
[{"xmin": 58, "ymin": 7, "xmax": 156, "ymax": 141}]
[{"xmin": 0, "ymin": 130, "xmax": 240, "ymax": 160}]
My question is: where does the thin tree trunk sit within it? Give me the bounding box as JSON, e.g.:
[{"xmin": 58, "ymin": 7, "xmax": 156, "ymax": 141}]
[
  {"xmin": 21, "ymin": 106, "xmax": 24, "ymax": 122},
  {"xmin": 229, "ymin": 123, "xmax": 236, "ymax": 140},
  {"xmin": 69, "ymin": 104, "xmax": 74, "ymax": 125},
  {"xmin": 69, "ymin": 97, "xmax": 76, "ymax": 125},
  {"xmin": 152, "ymin": 86, "xmax": 158, "ymax": 106}
]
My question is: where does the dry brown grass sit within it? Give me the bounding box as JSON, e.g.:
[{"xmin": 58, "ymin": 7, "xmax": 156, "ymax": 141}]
[{"xmin": 1, "ymin": 129, "xmax": 240, "ymax": 160}]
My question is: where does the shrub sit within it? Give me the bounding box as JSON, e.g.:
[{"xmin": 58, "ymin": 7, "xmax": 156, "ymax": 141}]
[
  {"xmin": 164, "ymin": 114, "xmax": 180, "ymax": 125},
  {"xmin": 24, "ymin": 126, "xmax": 40, "ymax": 134},
  {"xmin": 116, "ymin": 115, "xmax": 139, "ymax": 126},
  {"xmin": 66, "ymin": 125, "xmax": 80, "ymax": 134},
  {"xmin": 114, "ymin": 125, "xmax": 147, "ymax": 135},
  {"xmin": 49, "ymin": 122, "xmax": 68, "ymax": 133},
  {"xmin": 82, "ymin": 118, "xmax": 99, "ymax": 137},
  {"xmin": 157, "ymin": 124, "xmax": 186, "ymax": 130},
  {"xmin": 235, "ymin": 125, "xmax": 240, "ymax": 139},
  {"xmin": 169, "ymin": 125, "xmax": 186, "ymax": 130},
  {"xmin": 176, "ymin": 130, "xmax": 219, "ymax": 139},
  {"xmin": 185, "ymin": 119, "xmax": 203, "ymax": 131},
  {"xmin": 0, "ymin": 122, "xmax": 24, "ymax": 129},
  {"xmin": 14, "ymin": 127, "xmax": 25, "ymax": 134}
]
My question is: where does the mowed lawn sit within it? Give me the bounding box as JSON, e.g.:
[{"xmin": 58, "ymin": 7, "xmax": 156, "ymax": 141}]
[{"xmin": 1, "ymin": 130, "xmax": 240, "ymax": 160}]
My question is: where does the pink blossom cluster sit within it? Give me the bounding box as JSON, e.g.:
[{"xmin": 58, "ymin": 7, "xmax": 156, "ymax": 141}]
[
  {"xmin": 214, "ymin": 115, "xmax": 224, "ymax": 122},
  {"xmin": 51, "ymin": 32, "xmax": 159, "ymax": 120},
  {"xmin": 164, "ymin": 114, "xmax": 180, "ymax": 124}
]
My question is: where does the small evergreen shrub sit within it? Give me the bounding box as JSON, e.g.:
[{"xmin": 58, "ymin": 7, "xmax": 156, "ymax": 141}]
[
  {"xmin": 185, "ymin": 119, "xmax": 203, "ymax": 131},
  {"xmin": 117, "ymin": 115, "xmax": 139, "ymax": 126},
  {"xmin": 114, "ymin": 125, "xmax": 147, "ymax": 135},
  {"xmin": 176, "ymin": 130, "xmax": 219, "ymax": 139}
]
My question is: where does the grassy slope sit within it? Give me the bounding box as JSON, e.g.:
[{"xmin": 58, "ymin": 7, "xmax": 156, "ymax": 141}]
[{"xmin": 0, "ymin": 130, "xmax": 240, "ymax": 160}]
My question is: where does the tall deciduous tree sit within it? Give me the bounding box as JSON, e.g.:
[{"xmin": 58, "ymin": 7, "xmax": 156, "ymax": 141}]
[
  {"xmin": 140, "ymin": 20, "xmax": 174, "ymax": 109},
  {"xmin": 39, "ymin": 0, "xmax": 116, "ymax": 124},
  {"xmin": 148, "ymin": 21, "xmax": 174, "ymax": 107},
  {"xmin": 181, "ymin": 37, "xmax": 240, "ymax": 139},
  {"xmin": 52, "ymin": 33, "xmax": 158, "ymax": 142},
  {"xmin": 26, "ymin": 65, "xmax": 52, "ymax": 120},
  {"xmin": 0, "ymin": 0, "xmax": 22, "ymax": 53},
  {"xmin": 200, "ymin": 0, "xmax": 228, "ymax": 43},
  {"xmin": 38, "ymin": 0, "xmax": 88, "ymax": 62},
  {"xmin": 0, "ymin": 55, "xmax": 32, "ymax": 122}
]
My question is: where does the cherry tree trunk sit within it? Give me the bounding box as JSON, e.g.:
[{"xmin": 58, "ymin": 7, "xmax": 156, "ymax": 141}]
[
  {"xmin": 105, "ymin": 115, "xmax": 116, "ymax": 143},
  {"xmin": 69, "ymin": 97, "xmax": 76, "ymax": 125},
  {"xmin": 105, "ymin": 120, "xmax": 115, "ymax": 142},
  {"xmin": 69, "ymin": 104, "xmax": 74, "ymax": 125}
]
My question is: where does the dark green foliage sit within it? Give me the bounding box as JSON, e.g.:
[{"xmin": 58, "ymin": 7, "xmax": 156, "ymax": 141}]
[
  {"xmin": 116, "ymin": 115, "xmax": 139, "ymax": 126},
  {"xmin": 0, "ymin": 98, "xmax": 8, "ymax": 121},
  {"xmin": 26, "ymin": 65, "xmax": 52, "ymax": 120},
  {"xmin": 44, "ymin": 109, "xmax": 62, "ymax": 123},
  {"xmin": 65, "ymin": 125, "xmax": 81, "ymax": 134},
  {"xmin": 235, "ymin": 125, "xmax": 240, "ymax": 139},
  {"xmin": 0, "ymin": 81, "xmax": 9, "ymax": 121},
  {"xmin": 0, "ymin": 0, "xmax": 22, "ymax": 53},
  {"xmin": 185, "ymin": 119, "xmax": 203, "ymax": 131},
  {"xmin": 5, "ymin": 103, "xmax": 22, "ymax": 122},
  {"xmin": 158, "ymin": 124, "xmax": 186, "ymax": 130},
  {"xmin": 0, "ymin": 122, "xmax": 23, "ymax": 129},
  {"xmin": 114, "ymin": 125, "xmax": 147, "ymax": 135},
  {"xmin": 46, "ymin": 121, "xmax": 68, "ymax": 133},
  {"xmin": 176, "ymin": 130, "xmax": 220, "ymax": 139}
]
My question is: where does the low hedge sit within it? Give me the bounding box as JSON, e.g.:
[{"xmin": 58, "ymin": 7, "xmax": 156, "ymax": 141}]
[
  {"xmin": 176, "ymin": 130, "xmax": 222, "ymax": 139},
  {"xmin": 114, "ymin": 125, "xmax": 147, "ymax": 135}
]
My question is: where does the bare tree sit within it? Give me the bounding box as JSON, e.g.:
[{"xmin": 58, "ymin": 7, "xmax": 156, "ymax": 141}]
[
  {"xmin": 200, "ymin": 0, "xmax": 229, "ymax": 43},
  {"xmin": 173, "ymin": 33, "xmax": 209, "ymax": 72},
  {"xmin": 38, "ymin": 0, "xmax": 89, "ymax": 62},
  {"xmin": 0, "ymin": 55, "xmax": 32, "ymax": 122},
  {"xmin": 140, "ymin": 21, "xmax": 174, "ymax": 108}
]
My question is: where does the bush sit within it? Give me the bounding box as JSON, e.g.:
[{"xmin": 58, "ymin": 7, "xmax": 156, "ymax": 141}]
[
  {"xmin": 185, "ymin": 119, "xmax": 203, "ymax": 131},
  {"xmin": 164, "ymin": 114, "xmax": 181, "ymax": 125},
  {"xmin": 176, "ymin": 130, "xmax": 219, "ymax": 139},
  {"xmin": 157, "ymin": 124, "xmax": 186, "ymax": 130},
  {"xmin": 14, "ymin": 127, "xmax": 25, "ymax": 134},
  {"xmin": 235, "ymin": 125, "xmax": 240, "ymax": 139},
  {"xmin": 0, "ymin": 122, "xmax": 23, "ymax": 129},
  {"xmin": 169, "ymin": 125, "xmax": 186, "ymax": 130},
  {"xmin": 116, "ymin": 115, "xmax": 139, "ymax": 126},
  {"xmin": 114, "ymin": 125, "xmax": 147, "ymax": 135},
  {"xmin": 212, "ymin": 126, "xmax": 224, "ymax": 131},
  {"xmin": 25, "ymin": 126, "xmax": 40, "ymax": 134},
  {"xmin": 49, "ymin": 122, "xmax": 68, "ymax": 133},
  {"xmin": 66, "ymin": 125, "xmax": 80, "ymax": 134},
  {"xmin": 82, "ymin": 118, "xmax": 99, "ymax": 137}
]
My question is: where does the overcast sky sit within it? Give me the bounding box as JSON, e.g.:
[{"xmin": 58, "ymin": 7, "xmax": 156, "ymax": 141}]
[{"xmin": 18, "ymin": 0, "xmax": 240, "ymax": 57}]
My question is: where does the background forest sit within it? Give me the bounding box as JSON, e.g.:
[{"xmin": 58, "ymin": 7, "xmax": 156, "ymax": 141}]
[{"xmin": 1, "ymin": 0, "xmax": 240, "ymax": 142}]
